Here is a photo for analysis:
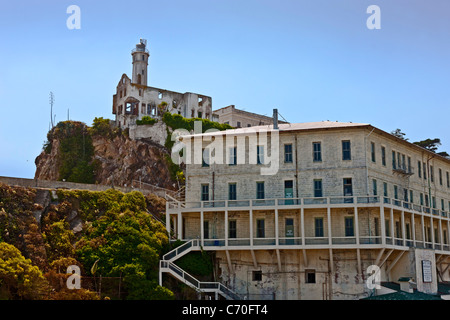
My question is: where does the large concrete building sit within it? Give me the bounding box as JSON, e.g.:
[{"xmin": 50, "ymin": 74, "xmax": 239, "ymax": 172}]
[
  {"xmin": 112, "ymin": 39, "xmax": 213, "ymax": 129},
  {"xmin": 160, "ymin": 119, "xmax": 450, "ymax": 300},
  {"xmin": 212, "ymin": 105, "xmax": 287, "ymax": 128}
]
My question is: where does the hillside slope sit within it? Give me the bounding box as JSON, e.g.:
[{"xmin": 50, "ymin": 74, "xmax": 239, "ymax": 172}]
[{"xmin": 34, "ymin": 120, "xmax": 178, "ymax": 190}]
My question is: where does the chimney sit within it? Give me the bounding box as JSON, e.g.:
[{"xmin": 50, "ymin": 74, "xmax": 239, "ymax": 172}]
[{"xmin": 273, "ymin": 109, "xmax": 279, "ymax": 130}]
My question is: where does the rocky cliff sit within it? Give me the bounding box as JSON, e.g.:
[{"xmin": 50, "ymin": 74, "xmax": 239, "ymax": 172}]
[{"xmin": 34, "ymin": 120, "xmax": 178, "ymax": 191}]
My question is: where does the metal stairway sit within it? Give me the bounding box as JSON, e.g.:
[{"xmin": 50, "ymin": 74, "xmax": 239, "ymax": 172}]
[{"xmin": 159, "ymin": 239, "xmax": 241, "ymax": 300}]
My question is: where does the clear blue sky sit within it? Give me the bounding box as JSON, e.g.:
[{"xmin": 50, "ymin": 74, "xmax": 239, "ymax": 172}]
[{"xmin": 1, "ymin": 0, "xmax": 449, "ymax": 178}]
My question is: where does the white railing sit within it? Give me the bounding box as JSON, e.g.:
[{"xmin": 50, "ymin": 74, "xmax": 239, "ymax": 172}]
[
  {"xmin": 163, "ymin": 239, "xmax": 200, "ymax": 261},
  {"xmin": 159, "ymin": 253, "xmax": 241, "ymax": 300},
  {"xmin": 167, "ymin": 195, "xmax": 450, "ymax": 218}
]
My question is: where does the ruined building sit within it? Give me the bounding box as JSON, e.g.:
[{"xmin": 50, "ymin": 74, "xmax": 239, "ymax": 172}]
[
  {"xmin": 160, "ymin": 119, "xmax": 450, "ymax": 300},
  {"xmin": 112, "ymin": 39, "xmax": 287, "ymax": 135},
  {"xmin": 112, "ymin": 39, "xmax": 213, "ymax": 129}
]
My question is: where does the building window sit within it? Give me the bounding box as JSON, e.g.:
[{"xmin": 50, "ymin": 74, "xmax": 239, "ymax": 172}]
[
  {"xmin": 385, "ymin": 219, "xmax": 390, "ymax": 237},
  {"xmin": 343, "ymin": 178, "xmax": 353, "ymax": 196},
  {"xmin": 392, "ymin": 151, "xmax": 396, "ymax": 169},
  {"xmin": 394, "ymin": 185, "xmax": 398, "ymax": 200},
  {"xmin": 284, "ymin": 180, "xmax": 294, "ymax": 200},
  {"xmin": 342, "ymin": 140, "xmax": 351, "ymax": 160},
  {"xmin": 284, "ymin": 144, "xmax": 293, "ymax": 163},
  {"xmin": 383, "ymin": 182, "xmax": 388, "ymax": 197},
  {"xmin": 381, "ymin": 146, "xmax": 386, "ymax": 166},
  {"xmin": 229, "ymin": 220, "xmax": 237, "ymax": 238},
  {"xmin": 228, "ymin": 183, "xmax": 237, "ymax": 201},
  {"xmin": 430, "ymin": 166, "xmax": 434, "ymax": 182},
  {"xmin": 204, "ymin": 220, "xmax": 209, "ymax": 239},
  {"xmin": 372, "ymin": 179, "xmax": 377, "ymax": 196},
  {"xmin": 395, "ymin": 221, "xmax": 400, "ymax": 238},
  {"xmin": 252, "ymin": 271, "xmax": 262, "ymax": 281},
  {"xmin": 256, "ymin": 219, "xmax": 265, "ymax": 238},
  {"xmin": 198, "ymin": 111, "xmax": 202, "ymax": 118},
  {"xmin": 256, "ymin": 182, "xmax": 265, "ymax": 199},
  {"xmin": 237, "ymin": 121, "xmax": 241, "ymax": 128},
  {"xmin": 313, "ymin": 142, "xmax": 322, "ymax": 162},
  {"xmin": 202, "ymin": 148, "xmax": 210, "ymax": 167},
  {"xmin": 315, "ymin": 218, "xmax": 324, "ymax": 237},
  {"xmin": 420, "ymin": 193, "xmax": 424, "ymax": 206},
  {"xmin": 423, "ymin": 162, "xmax": 427, "ymax": 179},
  {"xmin": 201, "ymin": 184, "xmax": 209, "ymax": 201},
  {"xmin": 374, "ymin": 218, "xmax": 380, "ymax": 237},
  {"xmin": 371, "ymin": 142, "xmax": 376, "ymax": 162},
  {"xmin": 345, "ymin": 217, "xmax": 354, "ymax": 237},
  {"xmin": 229, "ymin": 147, "xmax": 237, "ymax": 165},
  {"xmin": 305, "ymin": 270, "xmax": 316, "ymax": 284},
  {"xmin": 447, "ymin": 172, "xmax": 450, "ymax": 188},
  {"xmin": 257, "ymin": 145, "xmax": 264, "ymax": 165},
  {"xmin": 442, "ymin": 199, "xmax": 445, "ymax": 211},
  {"xmin": 418, "ymin": 161, "xmax": 422, "ymax": 178},
  {"xmin": 439, "ymin": 168, "xmax": 443, "ymax": 185},
  {"xmin": 314, "ymin": 179, "xmax": 323, "ymax": 198},
  {"xmin": 410, "ymin": 190, "xmax": 414, "ymax": 203},
  {"xmin": 425, "ymin": 194, "xmax": 429, "ymax": 207}
]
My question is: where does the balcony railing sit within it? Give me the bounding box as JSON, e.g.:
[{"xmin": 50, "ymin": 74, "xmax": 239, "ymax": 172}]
[
  {"xmin": 167, "ymin": 195, "xmax": 450, "ymax": 218},
  {"xmin": 182, "ymin": 235, "xmax": 450, "ymax": 252}
]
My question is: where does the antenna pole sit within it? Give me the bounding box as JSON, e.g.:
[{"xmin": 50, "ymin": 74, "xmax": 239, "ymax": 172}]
[{"xmin": 49, "ymin": 92, "xmax": 55, "ymax": 128}]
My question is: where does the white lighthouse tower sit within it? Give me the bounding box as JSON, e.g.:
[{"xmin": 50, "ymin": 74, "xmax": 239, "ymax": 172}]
[{"xmin": 131, "ymin": 39, "xmax": 149, "ymax": 86}]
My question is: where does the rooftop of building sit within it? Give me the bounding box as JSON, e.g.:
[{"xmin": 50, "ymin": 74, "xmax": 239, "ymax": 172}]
[{"xmin": 183, "ymin": 119, "xmax": 450, "ymax": 164}]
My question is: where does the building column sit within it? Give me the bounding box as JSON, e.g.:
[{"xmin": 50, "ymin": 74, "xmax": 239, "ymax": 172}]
[
  {"xmin": 421, "ymin": 215, "xmax": 426, "ymax": 247},
  {"xmin": 200, "ymin": 210, "xmax": 204, "ymax": 247},
  {"xmin": 380, "ymin": 205, "xmax": 386, "ymax": 245},
  {"xmin": 354, "ymin": 206, "xmax": 360, "ymax": 245},
  {"xmin": 275, "ymin": 208, "xmax": 279, "ymax": 246},
  {"xmin": 225, "ymin": 209, "xmax": 228, "ymax": 247},
  {"xmin": 327, "ymin": 206, "xmax": 332, "ymax": 245},
  {"xmin": 178, "ymin": 213, "xmax": 183, "ymax": 240},
  {"xmin": 431, "ymin": 216, "xmax": 435, "ymax": 249},
  {"xmin": 249, "ymin": 209, "xmax": 253, "ymax": 246},
  {"xmin": 390, "ymin": 208, "xmax": 395, "ymax": 245},
  {"xmin": 300, "ymin": 207, "xmax": 305, "ymax": 246},
  {"xmin": 401, "ymin": 210, "xmax": 406, "ymax": 246}
]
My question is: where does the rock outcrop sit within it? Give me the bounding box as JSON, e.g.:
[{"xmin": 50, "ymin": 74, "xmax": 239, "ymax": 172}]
[{"xmin": 35, "ymin": 127, "xmax": 178, "ymax": 191}]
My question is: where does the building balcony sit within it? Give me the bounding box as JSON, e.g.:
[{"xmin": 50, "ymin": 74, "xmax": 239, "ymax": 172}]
[
  {"xmin": 166, "ymin": 195, "xmax": 450, "ymax": 255},
  {"xmin": 167, "ymin": 195, "xmax": 449, "ymax": 218}
]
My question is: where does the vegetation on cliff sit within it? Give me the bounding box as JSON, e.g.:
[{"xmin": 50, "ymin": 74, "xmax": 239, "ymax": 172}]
[{"xmin": 0, "ymin": 183, "xmax": 173, "ymax": 300}]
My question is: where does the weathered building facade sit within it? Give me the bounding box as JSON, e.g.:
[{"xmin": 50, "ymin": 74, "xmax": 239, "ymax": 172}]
[
  {"xmin": 212, "ymin": 105, "xmax": 287, "ymax": 128},
  {"xmin": 162, "ymin": 120, "xmax": 450, "ymax": 299},
  {"xmin": 112, "ymin": 39, "xmax": 213, "ymax": 129}
]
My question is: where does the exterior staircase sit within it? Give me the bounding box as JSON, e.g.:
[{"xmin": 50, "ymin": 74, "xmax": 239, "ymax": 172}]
[{"xmin": 159, "ymin": 239, "xmax": 241, "ymax": 300}]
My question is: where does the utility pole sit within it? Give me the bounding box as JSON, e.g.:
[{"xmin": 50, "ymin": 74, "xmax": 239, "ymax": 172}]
[{"xmin": 49, "ymin": 92, "xmax": 55, "ymax": 128}]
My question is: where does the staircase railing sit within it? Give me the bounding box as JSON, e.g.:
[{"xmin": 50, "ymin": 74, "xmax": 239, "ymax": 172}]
[{"xmin": 159, "ymin": 260, "xmax": 241, "ymax": 300}]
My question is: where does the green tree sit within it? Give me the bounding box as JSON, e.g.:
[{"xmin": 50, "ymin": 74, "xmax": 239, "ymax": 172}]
[
  {"xmin": 74, "ymin": 191, "xmax": 173, "ymax": 299},
  {"xmin": 0, "ymin": 242, "xmax": 48, "ymax": 299},
  {"xmin": 391, "ymin": 128, "xmax": 408, "ymax": 141},
  {"xmin": 414, "ymin": 138, "xmax": 442, "ymax": 153}
]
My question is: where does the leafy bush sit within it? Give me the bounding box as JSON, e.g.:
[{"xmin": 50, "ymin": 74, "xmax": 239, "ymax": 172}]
[
  {"xmin": 162, "ymin": 112, "xmax": 233, "ymax": 133},
  {"xmin": 52, "ymin": 121, "xmax": 97, "ymax": 184},
  {"xmin": 0, "ymin": 242, "xmax": 49, "ymax": 299},
  {"xmin": 136, "ymin": 116, "xmax": 157, "ymax": 126}
]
